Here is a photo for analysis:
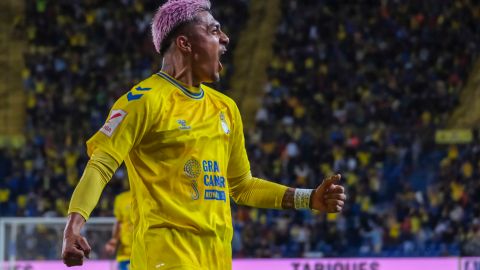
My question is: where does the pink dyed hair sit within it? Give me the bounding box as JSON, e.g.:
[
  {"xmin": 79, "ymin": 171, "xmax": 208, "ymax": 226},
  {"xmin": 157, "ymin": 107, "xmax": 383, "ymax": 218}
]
[{"xmin": 151, "ymin": 0, "xmax": 211, "ymax": 54}]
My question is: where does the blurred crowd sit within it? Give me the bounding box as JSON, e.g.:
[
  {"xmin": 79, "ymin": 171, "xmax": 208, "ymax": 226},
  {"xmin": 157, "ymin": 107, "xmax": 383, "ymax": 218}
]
[
  {"xmin": 232, "ymin": 0, "xmax": 480, "ymax": 258},
  {"xmin": 1, "ymin": 0, "xmax": 480, "ymax": 260}
]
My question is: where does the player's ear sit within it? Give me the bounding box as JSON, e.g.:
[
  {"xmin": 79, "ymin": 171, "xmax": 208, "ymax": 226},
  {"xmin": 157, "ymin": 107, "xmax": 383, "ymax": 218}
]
[{"xmin": 176, "ymin": 35, "xmax": 191, "ymax": 54}]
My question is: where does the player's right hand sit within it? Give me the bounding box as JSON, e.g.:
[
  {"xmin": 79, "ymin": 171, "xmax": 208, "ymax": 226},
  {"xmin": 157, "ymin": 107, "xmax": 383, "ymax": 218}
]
[{"xmin": 62, "ymin": 230, "xmax": 91, "ymax": 266}]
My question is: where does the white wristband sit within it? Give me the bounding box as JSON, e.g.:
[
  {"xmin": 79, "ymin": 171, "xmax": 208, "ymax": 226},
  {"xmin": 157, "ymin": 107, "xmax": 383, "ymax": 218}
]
[{"xmin": 294, "ymin": 188, "xmax": 314, "ymax": 209}]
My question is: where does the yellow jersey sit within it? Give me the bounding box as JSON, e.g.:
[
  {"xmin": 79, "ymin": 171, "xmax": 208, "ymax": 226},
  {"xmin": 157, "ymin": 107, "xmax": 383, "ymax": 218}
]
[
  {"xmin": 113, "ymin": 191, "xmax": 133, "ymax": 262},
  {"xmin": 87, "ymin": 72, "xmax": 250, "ymax": 270}
]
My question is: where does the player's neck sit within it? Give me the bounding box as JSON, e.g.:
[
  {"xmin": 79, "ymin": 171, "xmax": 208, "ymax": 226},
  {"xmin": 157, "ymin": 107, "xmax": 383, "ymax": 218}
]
[{"xmin": 161, "ymin": 56, "xmax": 200, "ymax": 87}]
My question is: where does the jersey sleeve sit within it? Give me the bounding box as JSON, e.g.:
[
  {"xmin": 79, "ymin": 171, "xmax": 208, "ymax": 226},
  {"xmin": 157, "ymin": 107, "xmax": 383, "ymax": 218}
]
[
  {"xmin": 227, "ymin": 102, "xmax": 251, "ymax": 178},
  {"xmin": 67, "ymin": 150, "xmax": 118, "ymax": 220},
  {"xmin": 229, "ymin": 171, "xmax": 288, "ymax": 209},
  {"xmin": 86, "ymin": 89, "xmax": 155, "ymax": 164}
]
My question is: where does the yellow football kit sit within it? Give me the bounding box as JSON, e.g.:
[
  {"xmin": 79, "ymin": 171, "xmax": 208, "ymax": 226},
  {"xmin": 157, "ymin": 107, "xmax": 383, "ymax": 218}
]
[
  {"xmin": 113, "ymin": 191, "xmax": 133, "ymax": 262},
  {"xmin": 68, "ymin": 71, "xmax": 288, "ymax": 270}
]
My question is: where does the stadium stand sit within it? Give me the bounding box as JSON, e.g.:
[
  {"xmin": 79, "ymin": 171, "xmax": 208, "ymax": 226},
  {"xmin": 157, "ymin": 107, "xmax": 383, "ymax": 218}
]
[
  {"xmin": 233, "ymin": 0, "xmax": 480, "ymax": 258},
  {"xmin": 0, "ymin": 0, "xmax": 479, "ymax": 260}
]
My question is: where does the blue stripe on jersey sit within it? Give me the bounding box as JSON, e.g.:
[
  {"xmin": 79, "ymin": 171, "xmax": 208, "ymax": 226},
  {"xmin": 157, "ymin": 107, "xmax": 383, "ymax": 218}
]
[
  {"xmin": 156, "ymin": 72, "xmax": 204, "ymax": 100},
  {"xmin": 135, "ymin": 86, "xmax": 152, "ymax": 91}
]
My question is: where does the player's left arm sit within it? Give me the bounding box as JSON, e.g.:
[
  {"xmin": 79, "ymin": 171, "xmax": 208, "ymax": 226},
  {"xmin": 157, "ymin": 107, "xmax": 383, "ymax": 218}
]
[
  {"xmin": 279, "ymin": 174, "xmax": 346, "ymax": 212},
  {"xmin": 229, "ymin": 171, "xmax": 346, "ymax": 212},
  {"xmin": 227, "ymin": 102, "xmax": 346, "ymax": 212}
]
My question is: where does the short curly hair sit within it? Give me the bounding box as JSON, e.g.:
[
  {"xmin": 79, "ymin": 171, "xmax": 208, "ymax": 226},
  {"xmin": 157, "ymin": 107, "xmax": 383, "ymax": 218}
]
[{"xmin": 151, "ymin": 0, "xmax": 211, "ymax": 55}]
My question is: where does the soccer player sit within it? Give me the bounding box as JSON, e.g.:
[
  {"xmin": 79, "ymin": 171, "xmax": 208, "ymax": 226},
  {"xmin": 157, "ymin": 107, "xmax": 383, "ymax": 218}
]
[
  {"xmin": 104, "ymin": 190, "xmax": 132, "ymax": 270},
  {"xmin": 61, "ymin": 0, "xmax": 347, "ymax": 269}
]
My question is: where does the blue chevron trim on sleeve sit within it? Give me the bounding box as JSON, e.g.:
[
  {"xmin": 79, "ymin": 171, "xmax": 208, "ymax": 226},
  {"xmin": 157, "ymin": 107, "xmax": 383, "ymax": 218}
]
[
  {"xmin": 127, "ymin": 92, "xmax": 144, "ymax": 101},
  {"xmin": 135, "ymin": 86, "xmax": 152, "ymax": 91}
]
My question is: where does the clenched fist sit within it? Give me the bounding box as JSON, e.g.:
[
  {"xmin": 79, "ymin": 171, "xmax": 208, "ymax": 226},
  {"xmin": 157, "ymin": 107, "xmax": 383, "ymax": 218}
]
[
  {"xmin": 311, "ymin": 174, "xmax": 346, "ymax": 213},
  {"xmin": 62, "ymin": 213, "xmax": 91, "ymax": 267}
]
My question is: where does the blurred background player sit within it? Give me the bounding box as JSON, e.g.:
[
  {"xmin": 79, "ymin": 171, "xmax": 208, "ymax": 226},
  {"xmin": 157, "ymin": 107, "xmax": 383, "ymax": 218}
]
[
  {"xmin": 104, "ymin": 189, "xmax": 132, "ymax": 270},
  {"xmin": 61, "ymin": 0, "xmax": 346, "ymax": 269}
]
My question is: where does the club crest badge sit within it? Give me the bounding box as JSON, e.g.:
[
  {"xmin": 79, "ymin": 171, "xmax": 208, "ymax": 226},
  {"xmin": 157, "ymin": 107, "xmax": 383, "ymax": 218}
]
[{"xmin": 220, "ymin": 112, "xmax": 230, "ymax": 135}]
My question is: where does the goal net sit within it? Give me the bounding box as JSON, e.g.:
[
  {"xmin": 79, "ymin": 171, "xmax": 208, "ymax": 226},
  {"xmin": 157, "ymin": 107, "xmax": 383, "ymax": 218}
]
[{"xmin": 0, "ymin": 217, "xmax": 115, "ymax": 270}]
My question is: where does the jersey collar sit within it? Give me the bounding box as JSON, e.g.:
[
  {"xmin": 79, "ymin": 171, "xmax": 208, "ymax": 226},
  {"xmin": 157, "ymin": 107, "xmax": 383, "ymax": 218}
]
[{"xmin": 156, "ymin": 71, "xmax": 205, "ymax": 100}]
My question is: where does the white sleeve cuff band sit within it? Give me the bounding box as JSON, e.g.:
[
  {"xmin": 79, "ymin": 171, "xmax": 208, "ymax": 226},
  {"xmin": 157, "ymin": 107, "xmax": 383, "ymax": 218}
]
[{"xmin": 294, "ymin": 188, "xmax": 313, "ymax": 209}]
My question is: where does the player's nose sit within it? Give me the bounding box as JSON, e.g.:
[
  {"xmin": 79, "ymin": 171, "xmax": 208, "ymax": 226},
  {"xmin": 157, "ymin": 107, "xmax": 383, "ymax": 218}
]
[{"xmin": 220, "ymin": 30, "xmax": 229, "ymax": 46}]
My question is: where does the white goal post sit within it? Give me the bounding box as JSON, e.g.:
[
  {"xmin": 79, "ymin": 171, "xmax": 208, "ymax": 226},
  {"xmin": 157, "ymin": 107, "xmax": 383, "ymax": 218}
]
[{"xmin": 0, "ymin": 217, "xmax": 115, "ymax": 270}]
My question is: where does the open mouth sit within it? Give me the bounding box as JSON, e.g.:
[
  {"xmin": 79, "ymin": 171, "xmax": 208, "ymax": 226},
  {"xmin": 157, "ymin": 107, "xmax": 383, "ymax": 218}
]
[
  {"xmin": 218, "ymin": 60, "xmax": 223, "ymax": 72},
  {"xmin": 218, "ymin": 49, "xmax": 227, "ymax": 72}
]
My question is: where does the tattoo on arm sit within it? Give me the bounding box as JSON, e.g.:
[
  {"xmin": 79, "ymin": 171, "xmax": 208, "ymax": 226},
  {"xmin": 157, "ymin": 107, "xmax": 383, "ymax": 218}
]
[{"xmin": 281, "ymin": 188, "xmax": 295, "ymax": 209}]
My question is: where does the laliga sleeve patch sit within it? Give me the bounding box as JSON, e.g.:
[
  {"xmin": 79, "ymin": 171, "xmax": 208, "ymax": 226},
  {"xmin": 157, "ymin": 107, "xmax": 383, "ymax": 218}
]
[{"xmin": 100, "ymin": 109, "xmax": 127, "ymax": 137}]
